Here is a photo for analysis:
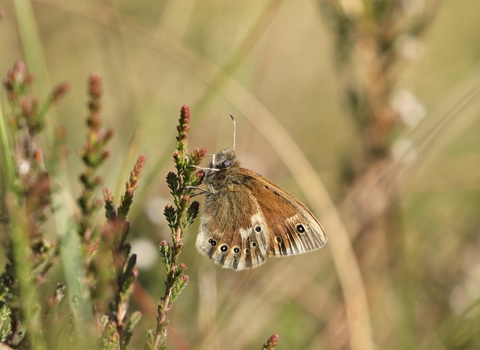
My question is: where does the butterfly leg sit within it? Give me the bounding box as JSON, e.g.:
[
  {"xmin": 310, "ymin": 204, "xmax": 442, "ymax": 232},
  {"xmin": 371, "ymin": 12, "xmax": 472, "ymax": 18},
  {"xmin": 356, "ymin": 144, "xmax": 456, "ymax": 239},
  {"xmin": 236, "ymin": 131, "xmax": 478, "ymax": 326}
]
[
  {"xmin": 184, "ymin": 186, "xmax": 212, "ymax": 197},
  {"xmin": 190, "ymin": 165, "xmax": 219, "ymax": 172}
]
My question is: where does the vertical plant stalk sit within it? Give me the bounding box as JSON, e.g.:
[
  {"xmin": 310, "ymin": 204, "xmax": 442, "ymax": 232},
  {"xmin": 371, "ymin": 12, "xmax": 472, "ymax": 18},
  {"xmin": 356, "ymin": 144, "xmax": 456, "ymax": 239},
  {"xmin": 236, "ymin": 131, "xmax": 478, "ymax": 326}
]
[
  {"xmin": 317, "ymin": 1, "xmax": 442, "ymax": 348},
  {"xmin": 151, "ymin": 105, "xmax": 205, "ymax": 349},
  {"xmin": 77, "ymin": 73, "xmax": 114, "ymax": 267},
  {"xmin": 102, "ymin": 155, "xmax": 146, "ymax": 349}
]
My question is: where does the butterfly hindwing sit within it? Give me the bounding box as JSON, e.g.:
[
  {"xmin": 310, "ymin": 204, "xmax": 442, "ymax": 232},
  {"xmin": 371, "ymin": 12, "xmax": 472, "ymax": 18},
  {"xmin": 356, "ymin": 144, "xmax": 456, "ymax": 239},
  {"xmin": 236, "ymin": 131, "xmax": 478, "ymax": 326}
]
[{"xmin": 197, "ymin": 183, "xmax": 268, "ymax": 270}]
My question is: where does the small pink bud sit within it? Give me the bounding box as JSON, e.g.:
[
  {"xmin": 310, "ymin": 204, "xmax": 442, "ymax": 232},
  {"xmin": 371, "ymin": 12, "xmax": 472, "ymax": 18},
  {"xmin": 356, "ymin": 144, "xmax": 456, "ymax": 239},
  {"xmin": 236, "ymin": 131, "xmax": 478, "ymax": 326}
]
[
  {"xmin": 181, "ymin": 105, "xmax": 190, "ymax": 119},
  {"xmin": 33, "ymin": 149, "xmax": 44, "ymax": 163},
  {"xmin": 89, "ymin": 72, "xmax": 102, "ymax": 98},
  {"xmin": 103, "ymin": 187, "xmax": 113, "ymax": 201},
  {"xmin": 50, "ymin": 82, "xmax": 70, "ymax": 102}
]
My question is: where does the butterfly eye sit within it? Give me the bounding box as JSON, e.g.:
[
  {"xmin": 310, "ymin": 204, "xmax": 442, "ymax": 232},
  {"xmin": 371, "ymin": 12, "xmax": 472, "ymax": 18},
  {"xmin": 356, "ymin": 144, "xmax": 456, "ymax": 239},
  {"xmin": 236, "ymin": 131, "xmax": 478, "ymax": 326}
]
[
  {"xmin": 222, "ymin": 159, "xmax": 231, "ymax": 167},
  {"xmin": 296, "ymin": 224, "xmax": 305, "ymax": 233},
  {"xmin": 255, "ymin": 226, "xmax": 261, "ymax": 233},
  {"xmin": 233, "ymin": 247, "xmax": 240, "ymax": 254},
  {"xmin": 220, "ymin": 245, "xmax": 228, "ymax": 252}
]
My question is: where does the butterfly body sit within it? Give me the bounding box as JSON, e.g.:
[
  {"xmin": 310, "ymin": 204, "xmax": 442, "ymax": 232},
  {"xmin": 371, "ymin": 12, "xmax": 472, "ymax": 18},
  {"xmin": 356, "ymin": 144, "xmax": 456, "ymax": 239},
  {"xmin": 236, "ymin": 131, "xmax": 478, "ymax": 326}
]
[{"xmin": 196, "ymin": 149, "xmax": 327, "ymax": 270}]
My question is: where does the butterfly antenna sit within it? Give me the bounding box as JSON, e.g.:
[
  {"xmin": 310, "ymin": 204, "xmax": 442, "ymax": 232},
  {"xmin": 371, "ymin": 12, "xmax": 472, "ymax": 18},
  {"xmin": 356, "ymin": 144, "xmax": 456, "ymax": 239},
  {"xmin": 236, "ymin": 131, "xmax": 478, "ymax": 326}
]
[{"xmin": 230, "ymin": 114, "xmax": 236, "ymax": 152}]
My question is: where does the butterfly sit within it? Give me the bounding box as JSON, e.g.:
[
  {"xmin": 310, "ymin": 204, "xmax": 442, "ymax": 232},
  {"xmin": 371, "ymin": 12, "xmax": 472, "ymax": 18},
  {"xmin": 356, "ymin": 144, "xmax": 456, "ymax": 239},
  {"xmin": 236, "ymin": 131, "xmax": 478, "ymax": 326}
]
[{"xmin": 195, "ymin": 116, "xmax": 327, "ymax": 270}]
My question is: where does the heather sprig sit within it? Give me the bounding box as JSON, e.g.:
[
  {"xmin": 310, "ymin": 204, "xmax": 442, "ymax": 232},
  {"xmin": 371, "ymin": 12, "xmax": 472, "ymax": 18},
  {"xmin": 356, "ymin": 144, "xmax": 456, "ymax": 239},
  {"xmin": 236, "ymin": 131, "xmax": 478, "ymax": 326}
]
[
  {"xmin": 0, "ymin": 61, "xmax": 69, "ymax": 348},
  {"xmin": 3, "ymin": 61, "xmax": 69, "ymax": 137},
  {"xmin": 118, "ymin": 154, "xmax": 147, "ymax": 220},
  {"xmin": 150, "ymin": 105, "xmax": 205, "ymax": 350},
  {"xmin": 77, "ymin": 73, "xmax": 114, "ymax": 256},
  {"xmin": 72, "ymin": 73, "xmax": 146, "ymax": 349},
  {"xmin": 100, "ymin": 155, "xmax": 146, "ymax": 349}
]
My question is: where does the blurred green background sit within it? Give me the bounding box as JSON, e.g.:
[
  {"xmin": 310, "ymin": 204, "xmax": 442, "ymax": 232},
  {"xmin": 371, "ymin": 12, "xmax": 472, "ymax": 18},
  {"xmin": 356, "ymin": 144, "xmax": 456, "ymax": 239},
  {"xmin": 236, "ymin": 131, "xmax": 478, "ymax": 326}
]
[{"xmin": 1, "ymin": 0, "xmax": 480, "ymax": 349}]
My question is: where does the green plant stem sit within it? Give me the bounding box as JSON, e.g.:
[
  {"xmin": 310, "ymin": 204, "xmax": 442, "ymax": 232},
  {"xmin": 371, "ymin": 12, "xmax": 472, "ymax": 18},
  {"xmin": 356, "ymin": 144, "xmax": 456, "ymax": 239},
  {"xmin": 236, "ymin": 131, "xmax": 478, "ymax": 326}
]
[
  {"xmin": 154, "ymin": 233, "xmax": 183, "ymax": 349},
  {"xmin": 6, "ymin": 193, "xmax": 46, "ymax": 350}
]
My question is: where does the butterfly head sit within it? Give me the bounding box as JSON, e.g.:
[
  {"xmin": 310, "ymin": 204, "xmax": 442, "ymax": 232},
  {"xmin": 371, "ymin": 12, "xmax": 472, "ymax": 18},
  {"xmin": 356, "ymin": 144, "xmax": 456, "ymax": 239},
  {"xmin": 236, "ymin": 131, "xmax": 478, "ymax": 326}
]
[{"xmin": 210, "ymin": 149, "xmax": 239, "ymax": 171}]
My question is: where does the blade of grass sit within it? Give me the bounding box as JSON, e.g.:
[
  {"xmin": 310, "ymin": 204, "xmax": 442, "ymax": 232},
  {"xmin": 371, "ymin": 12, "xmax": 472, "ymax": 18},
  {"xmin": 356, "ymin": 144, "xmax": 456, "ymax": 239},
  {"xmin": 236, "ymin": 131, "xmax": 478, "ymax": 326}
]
[
  {"xmin": 0, "ymin": 103, "xmax": 15, "ymax": 186},
  {"xmin": 54, "ymin": 202, "xmax": 95, "ymax": 331}
]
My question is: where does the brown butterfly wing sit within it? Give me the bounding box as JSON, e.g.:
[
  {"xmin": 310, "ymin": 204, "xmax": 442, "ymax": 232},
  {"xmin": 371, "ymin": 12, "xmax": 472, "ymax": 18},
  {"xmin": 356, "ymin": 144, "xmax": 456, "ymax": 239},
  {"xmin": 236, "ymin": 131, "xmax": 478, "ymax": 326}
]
[
  {"xmin": 239, "ymin": 168, "xmax": 327, "ymax": 257},
  {"xmin": 197, "ymin": 184, "xmax": 269, "ymax": 270}
]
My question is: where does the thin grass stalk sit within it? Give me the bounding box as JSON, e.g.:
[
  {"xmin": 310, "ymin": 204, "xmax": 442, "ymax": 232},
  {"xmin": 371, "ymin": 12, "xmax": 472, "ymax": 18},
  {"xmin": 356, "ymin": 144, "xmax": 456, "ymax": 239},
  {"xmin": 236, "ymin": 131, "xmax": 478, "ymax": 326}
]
[
  {"xmin": 13, "ymin": 0, "xmax": 50, "ymax": 97},
  {"xmin": 0, "ymin": 105, "xmax": 15, "ymax": 185},
  {"xmin": 195, "ymin": 260, "xmax": 327, "ymax": 349},
  {"xmin": 190, "ymin": 0, "xmax": 282, "ymax": 117},
  {"xmin": 403, "ymin": 66, "xmax": 480, "ymax": 182}
]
